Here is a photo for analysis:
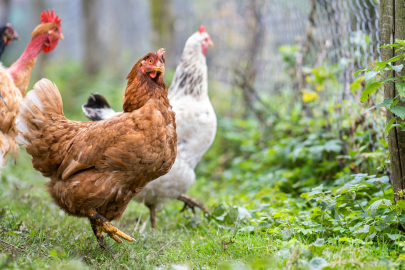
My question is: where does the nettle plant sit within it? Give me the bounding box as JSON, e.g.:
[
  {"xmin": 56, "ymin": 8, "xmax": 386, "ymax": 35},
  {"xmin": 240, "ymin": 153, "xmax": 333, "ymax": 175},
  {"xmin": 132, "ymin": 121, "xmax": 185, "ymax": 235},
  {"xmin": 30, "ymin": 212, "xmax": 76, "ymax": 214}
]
[{"xmin": 355, "ymin": 39, "xmax": 405, "ymax": 134}]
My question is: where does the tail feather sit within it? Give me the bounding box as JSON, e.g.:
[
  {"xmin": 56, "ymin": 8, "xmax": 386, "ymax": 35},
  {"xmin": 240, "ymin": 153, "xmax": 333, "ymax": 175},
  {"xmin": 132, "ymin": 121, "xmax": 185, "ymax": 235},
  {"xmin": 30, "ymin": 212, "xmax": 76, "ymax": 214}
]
[
  {"xmin": 16, "ymin": 78, "xmax": 64, "ymax": 146},
  {"xmin": 82, "ymin": 93, "xmax": 118, "ymax": 121}
]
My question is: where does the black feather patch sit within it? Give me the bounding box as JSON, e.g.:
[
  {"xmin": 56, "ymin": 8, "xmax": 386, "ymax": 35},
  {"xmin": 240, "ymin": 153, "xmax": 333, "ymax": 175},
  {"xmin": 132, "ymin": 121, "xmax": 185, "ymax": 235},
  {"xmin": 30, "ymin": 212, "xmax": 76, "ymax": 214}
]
[
  {"xmin": 82, "ymin": 93, "xmax": 115, "ymax": 121},
  {"xmin": 83, "ymin": 93, "xmax": 111, "ymax": 109}
]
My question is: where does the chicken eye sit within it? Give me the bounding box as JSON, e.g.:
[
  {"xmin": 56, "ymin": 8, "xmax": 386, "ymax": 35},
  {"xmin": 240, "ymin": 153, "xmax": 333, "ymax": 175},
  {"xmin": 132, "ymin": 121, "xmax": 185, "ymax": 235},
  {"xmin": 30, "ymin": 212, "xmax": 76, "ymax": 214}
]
[{"xmin": 149, "ymin": 59, "xmax": 153, "ymax": 64}]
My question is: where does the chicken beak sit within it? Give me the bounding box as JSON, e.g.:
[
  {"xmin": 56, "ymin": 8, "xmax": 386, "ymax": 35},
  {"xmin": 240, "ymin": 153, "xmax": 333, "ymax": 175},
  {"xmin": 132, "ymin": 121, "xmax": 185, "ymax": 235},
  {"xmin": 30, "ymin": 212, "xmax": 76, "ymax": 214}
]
[
  {"xmin": 153, "ymin": 66, "xmax": 165, "ymax": 74},
  {"xmin": 209, "ymin": 40, "xmax": 214, "ymax": 47},
  {"xmin": 153, "ymin": 62, "xmax": 165, "ymax": 74},
  {"xmin": 59, "ymin": 33, "xmax": 64, "ymax": 40}
]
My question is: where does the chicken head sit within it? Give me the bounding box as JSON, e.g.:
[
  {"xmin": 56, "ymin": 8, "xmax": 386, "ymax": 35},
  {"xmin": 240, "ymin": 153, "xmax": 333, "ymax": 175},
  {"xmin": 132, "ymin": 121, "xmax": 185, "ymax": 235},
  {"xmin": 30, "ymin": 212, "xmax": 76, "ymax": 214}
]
[
  {"xmin": 198, "ymin": 25, "xmax": 213, "ymax": 55},
  {"xmin": 141, "ymin": 48, "xmax": 166, "ymax": 79},
  {"xmin": 31, "ymin": 9, "xmax": 64, "ymax": 53}
]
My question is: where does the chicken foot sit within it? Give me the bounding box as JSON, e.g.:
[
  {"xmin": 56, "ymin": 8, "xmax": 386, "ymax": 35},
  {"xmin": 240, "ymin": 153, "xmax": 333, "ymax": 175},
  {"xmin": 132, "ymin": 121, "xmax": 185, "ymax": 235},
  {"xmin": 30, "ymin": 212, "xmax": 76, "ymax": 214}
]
[
  {"xmin": 90, "ymin": 219, "xmax": 112, "ymax": 254},
  {"xmin": 87, "ymin": 212, "xmax": 135, "ymax": 245},
  {"xmin": 177, "ymin": 194, "xmax": 210, "ymax": 215}
]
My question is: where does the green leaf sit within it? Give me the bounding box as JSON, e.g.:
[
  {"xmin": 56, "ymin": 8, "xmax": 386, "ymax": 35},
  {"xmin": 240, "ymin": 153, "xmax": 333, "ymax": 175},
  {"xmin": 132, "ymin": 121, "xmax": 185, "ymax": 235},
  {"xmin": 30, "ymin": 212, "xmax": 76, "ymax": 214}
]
[
  {"xmin": 379, "ymin": 44, "xmax": 400, "ymax": 49},
  {"xmin": 391, "ymin": 64, "xmax": 404, "ymax": 72},
  {"xmin": 339, "ymin": 237, "xmax": 351, "ymax": 242},
  {"xmin": 366, "ymin": 232, "xmax": 377, "ymax": 240},
  {"xmin": 224, "ymin": 207, "xmax": 239, "ymax": 224},
  {"xmin": 397, "ymin": 200, "xmax": 405, "ymax": 210},
  {"xmin": 347, "ymin": 191, "xmax": 356, "ymax": 200},
  {"xmin": 306, "ymin": 190, "xmax": 323, "ymax": 198},
  {"xmin": 368, "ymin": 199, "xmax": 392, "ymax": 218},
  {"xmin": 364, "ymin": 98, "xmax": 394, "ymax": 113},
  {"xmin": 312, "ymin": 238, "xmax": 325, "ymax": 247},
  {"xmin": 320, "ymin": 200, "xmax": 328, "ymax": 211},
  {"xmin": 398, "ymin": 83, "xmax": 405, "ymax": 97},
  {"xmin": 313, "ymin": 184, "xmax": 324, "ymax": 191},
  {"xmin": 353, "ymin": 69, "xmax": 367, "ymax": 77},
  {"xmin": 380, "ymin": 77, "xmax": 399, "ymax": 83},
  {"xmin": 49, "ymin": 250, "xmax": 57, "ymax": 258},
  {"xmin": 323, "ymin": 140, "xmax": 341, "ymax": 153},
  {"xmin": 385, "ymin": 117, "xmax": 396, "ymax": 134},
  {"xmin": 333, "ymin": 206, "xmax": 341, "ymax": 221},
  {"xmin": 360, "ymin": 82, "xmax": 383, "ymax": 102},
  {"xmin": 368, "ymin": 200, "xmax": 383, "ymax": 218},
  {"xmin": 212, "ymin": 204, "xmax": 227, "ymax": 217},
  {"xmin": 354, "ymin": 225, "xmax": 370, "ymax": 234},
  {"xmin": 382, "ymin": 210, "xmax": 397, "ymax": 227},
  {"xmin": 390, "ymin": 106, "xmax": 405, "ymax": 119},
  {"xmin": 386, "ymin": 233, "xmax": 402, "ymax": 241},
  {"xmin": 365, "ymin": 70, "xmax": 379, "ymax": 81},
  {"xmin": 309, "ymin": 257, "xmax": 328, "ymax": 270},
  {"xmin": 350, "ymin": 76, "xmax": 365, "ymax": 93},
  {"xmin": 387, "ymin": 54, "xmax": 405, "ymax": 63},
  {"xmin": 376, "ymin": 61, "xmax": 388, "ymax": 68}
]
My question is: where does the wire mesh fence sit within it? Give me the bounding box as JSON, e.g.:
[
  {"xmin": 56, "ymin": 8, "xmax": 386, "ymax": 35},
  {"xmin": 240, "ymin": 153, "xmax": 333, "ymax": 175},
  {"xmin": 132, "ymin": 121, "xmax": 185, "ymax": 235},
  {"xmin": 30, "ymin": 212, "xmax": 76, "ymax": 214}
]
[
  {"xmin": 2, "ymin": 0, "xmax": 381, "ymax": 100},
  {"xmin": 174, "ymin": 0, "xmax": 381, "ymax": 102}
]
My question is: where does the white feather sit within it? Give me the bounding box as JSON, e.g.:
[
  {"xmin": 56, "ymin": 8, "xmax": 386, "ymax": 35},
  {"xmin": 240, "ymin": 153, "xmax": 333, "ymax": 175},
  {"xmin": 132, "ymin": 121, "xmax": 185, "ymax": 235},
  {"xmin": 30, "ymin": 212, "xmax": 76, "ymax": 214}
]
[{"xmin": 25, "ymin": 90, "xmax": 44, "ymax": 111}]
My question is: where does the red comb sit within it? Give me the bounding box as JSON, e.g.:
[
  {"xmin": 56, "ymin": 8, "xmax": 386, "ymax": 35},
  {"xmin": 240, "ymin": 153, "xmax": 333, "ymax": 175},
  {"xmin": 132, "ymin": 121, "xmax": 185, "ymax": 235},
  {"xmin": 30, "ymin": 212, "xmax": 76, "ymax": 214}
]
[
  {"xmin": 157, "ymin": 48, "xmax": 165, "ymax": 58},
  {"xmin": 40, "ymin": 9, "xmax": 61, "ymax": 26},
  {"xmin": 199, "ymin": 25, "xmax": 206, "ymax": 33}
]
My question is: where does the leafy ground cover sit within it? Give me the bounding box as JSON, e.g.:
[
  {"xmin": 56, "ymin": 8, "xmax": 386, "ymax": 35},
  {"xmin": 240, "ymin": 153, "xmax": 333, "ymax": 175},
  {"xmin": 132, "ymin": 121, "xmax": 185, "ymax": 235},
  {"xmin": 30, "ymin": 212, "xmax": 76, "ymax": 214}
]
[{"xmin": 0, "ymin": 59, "xmax": 404, "ymax": 269}]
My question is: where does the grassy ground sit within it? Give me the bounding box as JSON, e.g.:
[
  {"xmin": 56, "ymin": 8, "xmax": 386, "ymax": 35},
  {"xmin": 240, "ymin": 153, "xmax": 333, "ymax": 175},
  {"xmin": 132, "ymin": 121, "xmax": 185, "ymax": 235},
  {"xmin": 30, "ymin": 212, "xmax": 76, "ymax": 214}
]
[
  {"xmin": 0, "ymin": 63, "xmax": 402, "ymax": 269},
  {"xmin": 0, "ymin": 149, "xmax": 401, "ymax": 270}
]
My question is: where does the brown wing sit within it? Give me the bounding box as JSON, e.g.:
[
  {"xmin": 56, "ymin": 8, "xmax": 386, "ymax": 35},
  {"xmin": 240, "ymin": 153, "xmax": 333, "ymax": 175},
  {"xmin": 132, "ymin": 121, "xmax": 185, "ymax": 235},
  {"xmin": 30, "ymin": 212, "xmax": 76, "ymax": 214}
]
[
  {"xmin": 55, "ymin": 102, "xmax": 172, "ymax": 181},
  {"xmin": 55, "ymin": 115, "xmax": 127, "ymax": 180}
]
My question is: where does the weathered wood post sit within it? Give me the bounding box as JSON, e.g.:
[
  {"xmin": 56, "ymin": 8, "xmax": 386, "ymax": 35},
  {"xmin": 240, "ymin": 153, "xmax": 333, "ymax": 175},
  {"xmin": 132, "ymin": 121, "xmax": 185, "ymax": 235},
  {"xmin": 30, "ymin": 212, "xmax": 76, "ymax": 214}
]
[{"xmin": 381, "ymin": 0, "xmax": 405, "ymax": 202}]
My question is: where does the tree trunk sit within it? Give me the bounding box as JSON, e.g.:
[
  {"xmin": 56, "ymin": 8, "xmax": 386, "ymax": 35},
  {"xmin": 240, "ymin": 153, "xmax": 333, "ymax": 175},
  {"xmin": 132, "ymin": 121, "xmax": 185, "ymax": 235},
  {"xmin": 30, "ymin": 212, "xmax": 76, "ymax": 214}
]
[
  {"xmin": 381, "ymin": 0, "xmax": 405, "ymax": 202},
  {"xmin": 82, "ymin": 0, "xmax": 101, "ymax": 76}
]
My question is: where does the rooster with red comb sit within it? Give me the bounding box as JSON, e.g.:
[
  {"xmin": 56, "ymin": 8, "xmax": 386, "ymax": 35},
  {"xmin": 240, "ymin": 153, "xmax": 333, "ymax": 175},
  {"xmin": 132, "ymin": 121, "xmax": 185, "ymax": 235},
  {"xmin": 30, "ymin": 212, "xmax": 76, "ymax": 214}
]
[{"xmin": 0, "ymin": 9, "xmax": 63, "ymax": 175}]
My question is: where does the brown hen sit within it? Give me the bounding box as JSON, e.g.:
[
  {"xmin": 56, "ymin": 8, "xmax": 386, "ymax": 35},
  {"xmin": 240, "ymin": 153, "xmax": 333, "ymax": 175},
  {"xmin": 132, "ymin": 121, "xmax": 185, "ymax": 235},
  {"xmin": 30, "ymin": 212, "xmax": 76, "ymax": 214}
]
[{"xmin": 16, "ymin": 49, "xmax": 177, "ymax": 249}]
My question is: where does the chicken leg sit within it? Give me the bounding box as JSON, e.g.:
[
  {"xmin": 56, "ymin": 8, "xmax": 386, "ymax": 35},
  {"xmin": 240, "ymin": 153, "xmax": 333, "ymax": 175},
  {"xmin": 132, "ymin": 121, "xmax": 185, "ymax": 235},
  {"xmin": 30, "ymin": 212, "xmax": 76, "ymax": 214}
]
[
  {"xmin": 146, "ymin": 204, "xmax": 157, "ymax": 229},
  {"xmin": 177, "ymin": 194, "xmax": 210, "ymax": 215},
  {"xmin": 90, "ymin": 218, "xmax": 110, "ymax": 253},
  {"xmin": 87, "ymin": 212, "xmax": 134, "ymax": 246}
]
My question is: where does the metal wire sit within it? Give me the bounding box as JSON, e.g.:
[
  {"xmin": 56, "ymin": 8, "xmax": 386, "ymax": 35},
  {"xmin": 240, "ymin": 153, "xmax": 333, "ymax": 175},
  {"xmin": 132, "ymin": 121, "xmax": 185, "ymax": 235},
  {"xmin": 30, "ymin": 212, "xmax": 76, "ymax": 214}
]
[{"xmin": 4, "ymin": 0, "xmax": 381, "ymax": 96}]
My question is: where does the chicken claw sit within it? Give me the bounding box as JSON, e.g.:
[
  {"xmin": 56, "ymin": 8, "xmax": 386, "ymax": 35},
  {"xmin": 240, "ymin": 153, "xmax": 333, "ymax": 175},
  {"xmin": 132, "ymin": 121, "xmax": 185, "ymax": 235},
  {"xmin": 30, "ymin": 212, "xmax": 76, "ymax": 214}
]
[
  {"xmin": 177, "ymin": 194, "xmax": 210, "ymax": 215},
  {"xmin": 88, "ymin": 213, "xmax": 135, "ymax": 245}
]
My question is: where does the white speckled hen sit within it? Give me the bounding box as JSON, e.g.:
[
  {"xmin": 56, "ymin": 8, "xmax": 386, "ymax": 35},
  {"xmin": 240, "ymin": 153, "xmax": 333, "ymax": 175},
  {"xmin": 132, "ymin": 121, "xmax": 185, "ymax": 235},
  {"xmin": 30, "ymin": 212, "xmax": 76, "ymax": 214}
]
[{"xmin": 82, "ymin": 26, "xmax": 216, "ymax": 228}]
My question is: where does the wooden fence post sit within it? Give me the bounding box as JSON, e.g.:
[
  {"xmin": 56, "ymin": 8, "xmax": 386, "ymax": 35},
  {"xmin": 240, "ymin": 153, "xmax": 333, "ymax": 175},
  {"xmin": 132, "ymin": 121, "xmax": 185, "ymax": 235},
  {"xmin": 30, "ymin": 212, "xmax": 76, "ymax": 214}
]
[{"xmin": 381, "ymin": 0, "xmax": 405, "ymax": 202}]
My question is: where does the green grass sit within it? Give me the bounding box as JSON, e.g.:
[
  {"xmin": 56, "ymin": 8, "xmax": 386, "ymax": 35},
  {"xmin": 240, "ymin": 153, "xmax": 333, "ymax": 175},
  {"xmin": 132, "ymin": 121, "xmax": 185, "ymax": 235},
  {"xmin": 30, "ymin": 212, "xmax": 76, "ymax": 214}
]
[
  {"xmin": 0, "ymin": 150, "xmax": 402, "ymax": 270},
  {"xmin": 0, "ymin": 62, "xmax": 403, "ymax": 269}
]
